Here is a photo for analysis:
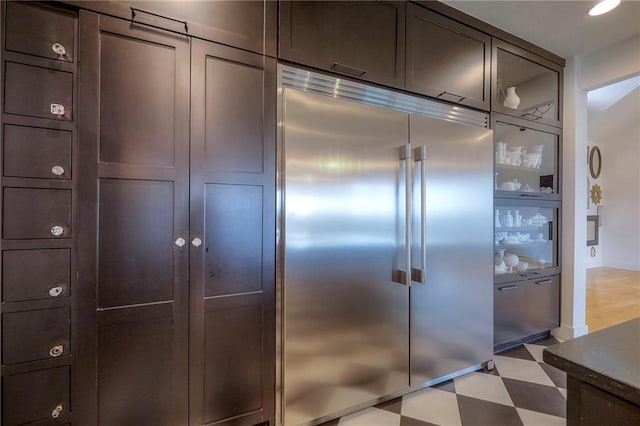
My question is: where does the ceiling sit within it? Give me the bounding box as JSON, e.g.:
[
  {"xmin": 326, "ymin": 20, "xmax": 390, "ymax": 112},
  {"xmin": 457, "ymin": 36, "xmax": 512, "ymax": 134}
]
[{"xmin": 441, "ymin": 0, "xmax": 640, "ymax": 58}]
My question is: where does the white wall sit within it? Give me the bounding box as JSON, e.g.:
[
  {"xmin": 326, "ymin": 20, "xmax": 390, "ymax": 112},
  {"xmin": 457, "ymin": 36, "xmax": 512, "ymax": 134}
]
[
  {"xmin": 558, "ymin": 35, "xmax": 640, "ymax": 338},
  {"xmin": 582, "ymin": 35, "xmax": 640, "ymax": 91},
  {"xmin": 592, "ymin": 93, "xmax": 640, "ymax": 270}
]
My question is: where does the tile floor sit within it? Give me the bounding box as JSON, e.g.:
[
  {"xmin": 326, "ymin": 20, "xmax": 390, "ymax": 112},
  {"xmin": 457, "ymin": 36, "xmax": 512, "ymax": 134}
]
[{"xmin": 323, "ymin": 336, "xmax": 567, "ymax": 426}]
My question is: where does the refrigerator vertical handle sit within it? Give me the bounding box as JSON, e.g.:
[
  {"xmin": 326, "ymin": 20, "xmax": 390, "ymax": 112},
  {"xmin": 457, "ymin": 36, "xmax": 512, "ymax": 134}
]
[
  {"xmin": 412, "ymin": 145, "xmax": 427, "ymax": 284},
  {"xmin": 393, "ymin": 144, "xmax": 412, "ymax": 287}
]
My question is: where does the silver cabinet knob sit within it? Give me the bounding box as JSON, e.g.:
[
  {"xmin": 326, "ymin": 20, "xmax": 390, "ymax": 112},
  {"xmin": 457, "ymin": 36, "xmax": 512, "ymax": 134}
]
[
  {"xmin": 51, "ymin": 42, "xmax": 67, "ymax": 58},
  {"xmin": 191, "ymin": 237, "xmax": 202, "ymax": 247},
  {"xmin": 50, "ymin": 103, "xmax": 66, "ymax": 117},
  {"xmin": 50, "ymin": 226, "xmax": 64, "ymax": 236},
  {"xmin": 52, "ymin": 404, "xmax": 63, "ymax": 418},
  {"xmin": 174, "ymin": 237, "xmax": 186, "ymax": 248},
  {"xmin": 49, "ymin": 286, "xmax": 63, "ymax": 297},
  {"xmin": 49, "ymin": 345, "xmax": 64, "ymax": 357},
  {"xmin": 51, "ymin": 165, "xmax": 65, "ymax": 176}
]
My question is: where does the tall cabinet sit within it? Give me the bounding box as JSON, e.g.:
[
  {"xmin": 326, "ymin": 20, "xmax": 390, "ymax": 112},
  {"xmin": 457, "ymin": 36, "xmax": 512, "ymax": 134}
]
[
  {"xmin": 492, "ymin": 40, "xmax": 564, "ymax": 350},
  {"xmin": 76, "ymin": 10, "xmax": 276, "ymax": 426}
]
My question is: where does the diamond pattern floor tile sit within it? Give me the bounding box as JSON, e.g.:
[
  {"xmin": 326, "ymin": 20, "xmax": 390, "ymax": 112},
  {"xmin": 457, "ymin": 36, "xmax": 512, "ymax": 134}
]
[
  {"xmin": 524, "ymin": 343, "xmax": 546, "ymax": 362},
  {"xmin": 503, "ymin": 377, "xmax": 567, "ymax": 418},
  {"xmin": 338, "ymin": 407, "xmax": 401, "ymax": 426},
  {"xmin": 517, "ymin": 407, "xmax": 566, "ymax": 426},
  {"xmin": 322, "ymin": 337, "xmax": 569, "ymax": 426},
  {"xmin": 402, "ymin": 388, "xmax": 462, "ymax": 426},
  {"xmin": 454, "ymin": 372, "xmax": 514, "ymax": 407},
  {"xmin": 493, "ymin": 354, "xmax": 556, "ymax": 386},
  {"xmin": 457, "ymin": 394, "xmax": 523, "ymax": 426}
]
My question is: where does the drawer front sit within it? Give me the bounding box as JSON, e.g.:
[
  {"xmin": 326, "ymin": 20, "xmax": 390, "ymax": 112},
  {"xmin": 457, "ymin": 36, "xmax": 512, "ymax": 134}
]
[
  {"xmin": 5, "ymin": 1, "xmax": 75, "ymax": 62},
  {"xmin": 3, "ymin": 125, "xmax": 72, "ymax": 179},
  {"xmin": 2, "ymin": 249, "xmax": 71, "ymax": 302},
  {"xmin": 526, "ymin": 275, "xmax": 560, "ymax": 334},
  {"xmin": 3, "ymin": 187, "xmax": 71, "ymax": 239},
  {"xmin": 2, "ymin": 366, "xmax": 70, "ymax": 425},
  {"xmin": 494, "ymin": 282, "xmax": 528, "ymax": 345},
  {"xmin": 4, "ymin": 62, "xmax": 73, "ymax": 120},
  {"xmin": 2, "ymin": 308, "xmax": 70, "ymax": 364}
]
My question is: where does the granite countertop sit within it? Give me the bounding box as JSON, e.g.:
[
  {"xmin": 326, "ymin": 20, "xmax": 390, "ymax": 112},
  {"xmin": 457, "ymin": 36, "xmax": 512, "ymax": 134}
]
[{"xmin": 543, "ymin": 318, "xmax": 640, "ymax": 406}]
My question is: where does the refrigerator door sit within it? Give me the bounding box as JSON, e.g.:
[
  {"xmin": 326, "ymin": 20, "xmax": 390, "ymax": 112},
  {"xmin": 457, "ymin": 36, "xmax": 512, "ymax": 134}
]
[
  {"xmin": 409, "ymin": 114, "xmax": 493, "ymax": 384},
  {"xmin": 283, "ymin": 89, "xmax": 410, "ymax": 425}
]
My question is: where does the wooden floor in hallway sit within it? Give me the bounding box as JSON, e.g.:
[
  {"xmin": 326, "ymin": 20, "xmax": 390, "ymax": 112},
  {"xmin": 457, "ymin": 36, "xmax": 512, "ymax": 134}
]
[{"xmin": 586, "ymin": 267, "xmax": 640, "ymax": 332}]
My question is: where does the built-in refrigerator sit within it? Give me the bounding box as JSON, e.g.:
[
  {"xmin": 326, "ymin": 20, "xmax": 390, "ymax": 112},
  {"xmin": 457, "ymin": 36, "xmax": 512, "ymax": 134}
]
[{"xmin": 278, "ymin": 66, "xmax": 494, "ymax": 426}]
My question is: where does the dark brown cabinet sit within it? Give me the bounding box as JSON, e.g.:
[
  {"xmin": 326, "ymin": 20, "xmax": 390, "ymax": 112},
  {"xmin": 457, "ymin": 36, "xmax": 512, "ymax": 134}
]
[
  {"xmin": 3, "ymin": 187, "xmax": 71, "ymax": 239},
  {"xmin": 2, "ymin": 366, "xmax": 70, "ymax": 425},
  {"xmin": 77, "ymin": 12, "xmax": 275, "ymax": 426},
  {"xmin": 77, "ymin": 12, "xmax": 190, "ymax": 425},
  {"xmin": 494, "ymin": 274, "xmax": 560, "ymax": 347},
  {"xmin": 279, "ymin": 0, "xmax": 406, "ymax": 88},
  {"xmin": 2, "ymin": 307, "xmax": 70, "ymax": 364},
  {"xmin": 2, "ymin": 248, "xmax": 71, "ymax": 302},
  {"xmin": 65, "ymin": 0, "xmax": 276, "ymax": 56},
  {"xmin": 3, "ymin": 125, "xmax": 72, "ymax": 179},
  {"xmin": 1, "ymin": 1, "xmax": 78, "ymax": 424},
  {"xmin": 5, "ymin": 1, "xmax": 76, "ymax": 62},
  {"xmin": 406, "ymin": 3, "xmax": 491, "ymax": 110},
  {"xmin": 189, "ymin": 39, "xmax": 275, "ymax": 425}
]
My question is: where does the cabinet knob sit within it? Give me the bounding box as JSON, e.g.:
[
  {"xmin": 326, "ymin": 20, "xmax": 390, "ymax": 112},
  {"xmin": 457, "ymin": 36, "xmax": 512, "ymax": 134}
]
[
  {"xmin": 49, "ymin": 286, "xmax": 64, "ymax": 297},
  {"xmin": 51, "ymin": 43, "xmax": 67, "ymax": 58},
  {"xmin": 49, "ymin": 345, "xmax": 64, "ymax": 357},
  {"xmin": 174, "ymin": 237, "xmax": 186, "ymax": 248},
  {"xmin": 50, "ymin": 103, "xmax": 66, "ymax": 118},
  {"xmin": 191, "ymin": 237, "xmax": 202, "ymax": 247},
  {"xmin": 51, "ymin": 404, "xmax": 63, "ymax": 418},
  {"xmin": 51, "ymin": 165, "xmax": 65, "ymax": 176},
  {"xmin": 50, "ymin": 226, "xmax": 64, "ymax": 236}
]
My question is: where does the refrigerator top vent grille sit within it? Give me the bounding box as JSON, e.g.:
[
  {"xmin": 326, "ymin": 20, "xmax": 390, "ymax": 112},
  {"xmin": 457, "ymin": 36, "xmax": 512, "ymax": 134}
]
[{"xmin": 280, "ymin": 65, "xmax": 489, "ymax": 128}]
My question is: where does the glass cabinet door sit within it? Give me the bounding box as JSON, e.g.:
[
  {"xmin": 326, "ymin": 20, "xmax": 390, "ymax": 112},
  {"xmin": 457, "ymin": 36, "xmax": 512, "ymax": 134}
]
[
  {"xmin": 493, "ymin": 40, "xmax": 562, "ymax": 126},
  {"xmin": 494, "ymin": 119, "xmax": 560, "ymax": 199},
  {"xmin": 494, "ymin": 202, "xmax": 559, "ymax": 280}
]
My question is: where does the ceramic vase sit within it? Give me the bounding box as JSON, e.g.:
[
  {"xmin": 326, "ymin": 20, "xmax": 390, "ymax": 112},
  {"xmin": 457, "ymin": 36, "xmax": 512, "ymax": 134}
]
[
  {"xmin": 504, "ymin": 253, "xmax": 519, "ymax": 272},
  {"xmin": 504, "ymin": 86, "xmax": 521, "ymax": 109},
  {"xmin": 504, "ymin": 210, "xmax": 514, "ymax": 227}
]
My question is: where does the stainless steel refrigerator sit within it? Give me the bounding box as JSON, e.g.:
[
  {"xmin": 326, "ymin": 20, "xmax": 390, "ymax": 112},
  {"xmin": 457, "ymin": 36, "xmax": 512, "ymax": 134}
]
[{"xmin": 278, "ymin": 66, "xmax": 493, "ymax": 426}]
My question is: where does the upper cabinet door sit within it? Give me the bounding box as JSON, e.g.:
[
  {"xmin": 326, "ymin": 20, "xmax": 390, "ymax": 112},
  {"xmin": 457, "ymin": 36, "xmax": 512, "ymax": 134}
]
[
  {"xmin": 493, "ymin": 39, "xmax": 563, "ymax": 127},
  {"xmin": 64, "ymin": 1, "xmax": 276, "ymax": 55},
  {"xmin": 279, "ymin": 1, "xmax": 406, "ymax": 89},
  {"xmin": 406, "ymin": 4, "xmax": 490, "ymax": 111}
]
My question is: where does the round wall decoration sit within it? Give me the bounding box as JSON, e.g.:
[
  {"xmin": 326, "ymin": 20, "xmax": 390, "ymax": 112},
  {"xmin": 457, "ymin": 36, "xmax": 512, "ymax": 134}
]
[{"xmin": 589, "ymin": 146, "xmax": 602, "ymax": 179}]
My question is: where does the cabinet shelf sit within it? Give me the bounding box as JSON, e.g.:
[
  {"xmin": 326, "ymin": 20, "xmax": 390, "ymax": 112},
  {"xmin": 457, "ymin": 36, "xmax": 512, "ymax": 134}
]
[{"xmin": 496, "ymin": 163, "xmax": 554, "ymax": 175}]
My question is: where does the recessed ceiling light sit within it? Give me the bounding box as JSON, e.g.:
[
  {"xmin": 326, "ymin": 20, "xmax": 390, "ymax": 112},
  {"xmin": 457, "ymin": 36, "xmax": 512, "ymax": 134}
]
[{"xmin": 589, "ymin": 0, "xmax": 621, "ymax": 16}]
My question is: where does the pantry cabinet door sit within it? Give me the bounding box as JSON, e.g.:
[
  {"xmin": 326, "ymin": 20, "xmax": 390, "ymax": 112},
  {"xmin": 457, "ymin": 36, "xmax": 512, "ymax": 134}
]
[
  {"xmin": 76, "ymin": 11, "xmax": 190, "ymax": 425},
  {"xmin": 189, "ymin": 38, "xmax": 276, "ymax": 426}
]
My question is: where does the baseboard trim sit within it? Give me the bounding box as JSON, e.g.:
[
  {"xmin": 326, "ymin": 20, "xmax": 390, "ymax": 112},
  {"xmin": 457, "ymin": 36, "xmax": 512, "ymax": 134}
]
[{"xmin": 552, "ymin": 324, "xmax": 589, "ymax": 340}]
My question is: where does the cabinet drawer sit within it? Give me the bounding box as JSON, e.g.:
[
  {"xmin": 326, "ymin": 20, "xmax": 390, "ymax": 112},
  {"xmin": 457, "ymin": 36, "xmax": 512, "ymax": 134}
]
[
  {"xmin": 2, "ymin": 308, "xmax": 70, "ymax": 364},
  {"xmin": 3, "ymin": 125, "xmax": 72, "ymax": 179},
  {"xmin": 2, "ymin": 366, "xmax": 70, "ymax": 425},
  {"xmin": 3, "ymin": 187, "xmax": 71, "ymax": 239},
  {"xmin": 494, "ymin": 282, "xmax": 528, "ymax": 345},
  {"xmin": 526, "ymin": 275, "xmax": 560, "ymax": 334},
  {"xmin": 5, "ymin": 1, "xmax": 75, "ymax": 62},
  {"xmin": 4, "ymin": 62, "xmax": 73, "ymax": 120},
  {"xmin": 2, "ymin": 249, "xmax": 71, "ymax": 302}
]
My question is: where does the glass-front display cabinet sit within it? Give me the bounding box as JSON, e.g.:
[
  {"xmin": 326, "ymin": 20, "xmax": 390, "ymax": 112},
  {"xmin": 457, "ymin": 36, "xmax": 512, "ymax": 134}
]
[
  {"xmin": 494, "ymin": 200, "xmax": 560, "ymax": 284},
  {"xmin": 494, "ymin": 115, "xmax": 561, "ymax": 200},
  {"xmin": 492, "ymin": 39, "xmax": 563, "ymax": 128}
]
